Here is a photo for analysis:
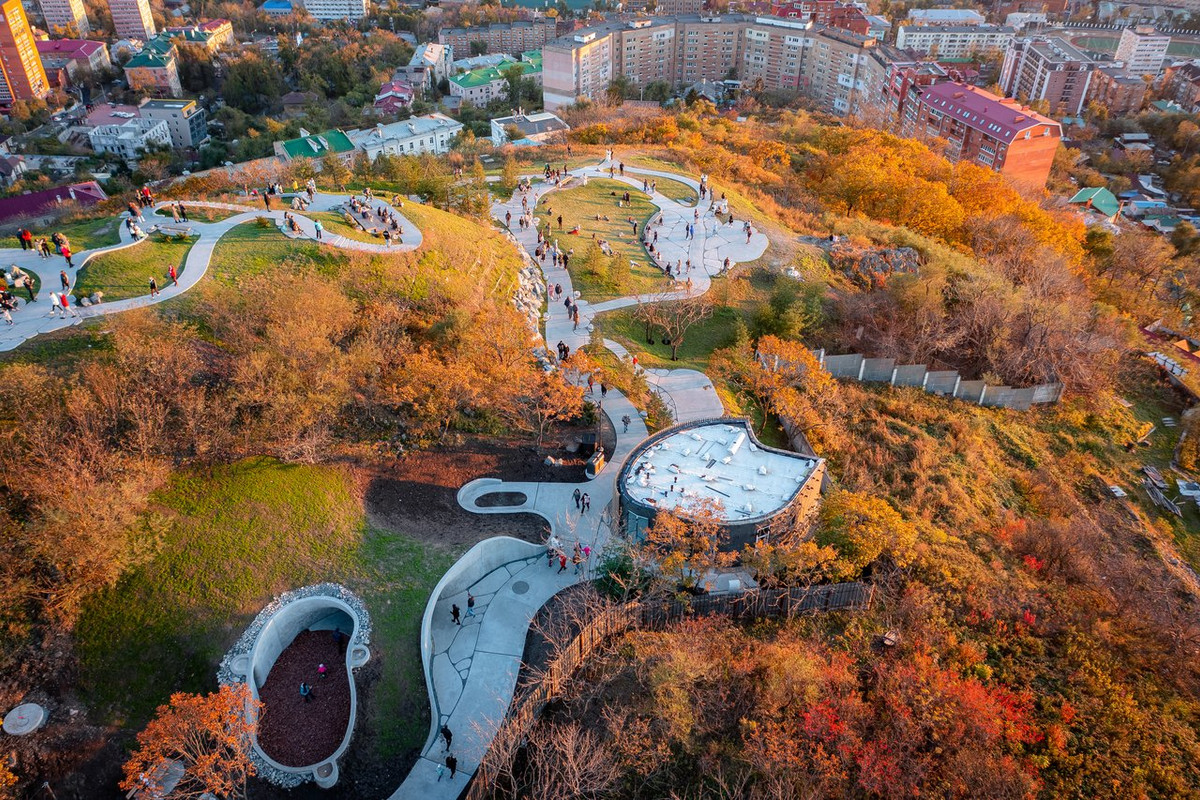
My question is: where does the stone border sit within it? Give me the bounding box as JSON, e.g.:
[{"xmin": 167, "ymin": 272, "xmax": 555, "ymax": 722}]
[{"xmin": 218, "ymin": 583, "xmax": 371, "ymax": 789}]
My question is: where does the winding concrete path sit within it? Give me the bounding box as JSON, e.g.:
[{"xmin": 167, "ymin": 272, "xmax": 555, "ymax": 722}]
[
  {"xmin": 0, "ymin": 192, "xmax": 421, "ymax": 351},
  {"xmin": 393, "ymin": 156, "xmax": 767, "ymax": 798}
]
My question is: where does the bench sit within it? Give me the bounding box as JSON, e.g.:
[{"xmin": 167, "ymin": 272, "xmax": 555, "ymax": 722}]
[{"xmin": 154, "ymin": 223, "xmax": 193, "ymax": 237}]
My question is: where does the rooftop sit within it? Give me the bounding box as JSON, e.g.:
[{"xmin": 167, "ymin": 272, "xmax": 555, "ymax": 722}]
[
  {"xmin": 125, "ymin": 50, "xmax": 174, "ymax": 68},
  {"xmin": 84, "ymin": 103, "xmax": 141, "ymax": 126},
  {"xmin": 898, "ymin": 24, "xmax": 1016, "ymax": 34},
  {"xmin": 0, "ymin": 181, "xmax": 106, "ymax": 223},
  {"xmin": 492, "ymin": 111, "xmax": 569, "ymax": 137},
  {"xmin": 36, "ymin": 39, "xmax": 106, "ymax": 59},
  {"xmin": 620, "ymin": 419, "xmax": 822, "ymax": 523},
  {"xmin": 916, "ymin": 82, "xmax": 1059, "ymax": 144},
  {"xmin": 139, "ymin": 98, "xmax": 194, "ymax": 110},
  {"xmin": 1068, "ymin": 186, "xmax": 1120, "ymax": 217},
  {"xmin": 345, "ymin": 114, "xmax": 463, "ymax": 147},
  {"xmin": 276, "ymin": 129, "xmax": 354, "ymax": 159},
  {"xmin": 1024, "ymin": 36, "xmax": 1093, "ymax": 64}
]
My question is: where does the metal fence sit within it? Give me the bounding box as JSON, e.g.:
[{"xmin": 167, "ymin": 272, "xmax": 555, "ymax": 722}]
[{"xmin": 462, "ymin": 582, "xmax": 872, "ymax": 800}]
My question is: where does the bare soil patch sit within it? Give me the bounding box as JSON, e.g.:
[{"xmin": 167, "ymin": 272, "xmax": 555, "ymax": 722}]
[{"xmin": 257, "ymin": 631, "xmax": 351, "ymax": 768}]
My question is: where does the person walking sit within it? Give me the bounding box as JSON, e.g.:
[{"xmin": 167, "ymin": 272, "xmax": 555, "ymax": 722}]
[
  {"xmin": 61, "ymin": 244, "xmax": 73, "ymax": 268},
  {"xmin": 557, "ymin": 554, "xmax": 568, "ymax": 574},
  {"xmin": 299, "ymin": 682, "xmax": 314, "ymax": 702},
  {"xmin": 581, "ymin": 493, "xmax": 590, "ymax": 514},
  {"xmin": 586, "ymin": 374, "xmax": 595, "ymax": 394},
  {"xmin": 38, "ymin": 238, "xmax": 49, "ymax": 258},
  {"xmin": 572, "ymin": 551, "xmax": 583, "ymax": 574},
  {"xmin": 59, "ymin": 270, "xmax": 69, "ymax": 293},
  {"xmin": 169, "ymin": 264, "xmax": 178, "ymax": 286},
  {"xmin": 15, "ymin": 229, "xmax": 26, "ymax": 250},
  {"xmin": 178, "ymin": 202, "xmax": 188, "ymax": 222},
  {"xmin": 317, "ymin": 663, "xmax": 327, "ymax": 678},
  {"xmin": 149, "ymin": 276, "xmax": 159, "ymax": 297},
  {"xmin": 466, "ymin": 592, "xmax": 476, "ymax": 617},
  {"xmin": 441, "ymin": 724, "xmax": 453, "ymax": 751},
  {"xmin": 48, "ymin": 291, "xmax": 61, "ymax": 318},
  {"xmin": 263, "ymin": 193, "xmax": 271, "ymax": 210},
  {"xmin": 59, "ymin": 291, "xmax": 78, "ymax": 319},
  {"xmin": 600, "ymin": 382, "xmax": 608, "ymax": 398},
  {"xmin": 20, "ymin": 229, "xmax": 31, "ymax": 251},
  {"xmin": 21, "ymin": 275, "xmax": 34, "ymax": 303},
  {"xmin": 436, "ymin": 763, "xmax": 446, "ymax": 782},
  {"xmin": 451, "ymin": 604, "xmax": 461, "ymax": 625},
  {"xmin": 313, "ymin": 220, "xmax": 323, "ymax": 240},
  {"xmin": 171, "ymin": 203, "xmax": 180, "ymax": 223},
  {"xmin": 622, "ymin": 414, "xmax": 631, "ymax": 433},
  {"xmin": 446, "ymin": 755, "xmax": 458, "ymax": 779},
  {"xmin": 572, "ymin": 487, "xmax": 583, "ymax": 509}
]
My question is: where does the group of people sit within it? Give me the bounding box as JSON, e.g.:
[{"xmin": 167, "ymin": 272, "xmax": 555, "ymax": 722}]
[
  {"xmin": 347, "ymin": 194, "xmax": 404, "ymax": 245},
  {"xmin": 16, "ymin": 228, "xmax": 67, "ymax": 262},
  {"xmin": 546, "ymin": 532, "xmax": 592, "ymax": 574}
]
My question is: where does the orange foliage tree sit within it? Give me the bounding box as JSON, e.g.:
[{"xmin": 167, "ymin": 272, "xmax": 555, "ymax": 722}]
[{"xmin": 121, "ymin": 684, "xmax": 260, "ymax": 800}]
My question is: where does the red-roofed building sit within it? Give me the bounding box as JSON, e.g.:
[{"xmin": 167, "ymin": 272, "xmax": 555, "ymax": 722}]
[
  {"xmin": 373, "ymin": 80, "xmax": 414, "ymax": 115},
  {"xmin": 897, "ymin": 81, "xmax": 1060, "ymax": 187},
  {"xmin": 0, "ymin": 181, "xmax": 106, "ymax": 223},
  {"xmin": 769, "ymin": 0, "xmax": 869, "ymax": 35},
  {"xmin": 36, "ymin": 39, "xmax": 112, "ymax": 81}
]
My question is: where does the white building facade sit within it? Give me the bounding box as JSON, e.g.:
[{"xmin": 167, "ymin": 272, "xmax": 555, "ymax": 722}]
[
  {"xmin": 88, "ymin": 117, "xmax": 170, "ymax": 159},
  {"xmin": 298, "ymin": 0, "xmax": 368, "ymax": 21},
  {"xmin": 1115, "ymin": 25, "xmax": 1170, "ymax": 77},
  {"xmin": 894, "ymin": 24, "xmax": 1016, "ymax": 58},
  {"xmin": 345, "ymin": 113, "xmax": 464, "ymax": 160}
]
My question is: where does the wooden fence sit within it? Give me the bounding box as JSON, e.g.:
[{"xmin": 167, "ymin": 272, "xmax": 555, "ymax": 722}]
[{"xmin": 462, "ymin": 582, "xmax": 873, "ymax": 800}]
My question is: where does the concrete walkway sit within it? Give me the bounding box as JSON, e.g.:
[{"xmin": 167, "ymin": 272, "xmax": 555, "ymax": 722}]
[
  {"xmin": 0, "ymin": 192, "xmax": 420, "ymax": 352},
  {"xmin": 393, "ymin": 157, "xmax": 761, "ymax": 799}
]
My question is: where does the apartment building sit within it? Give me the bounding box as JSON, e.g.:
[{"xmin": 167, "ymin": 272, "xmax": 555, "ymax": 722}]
[
  {"xmin": 543, "ymin": 23, "xmax": 617, "ymax": 109},
  {"xmin": 999, "ymin": 37, "xmax": 1094, "ymax": 116},
  {"xmin": 769, "ymin": 0, "xmax": 869, "ymax": 35},
  {"xmin": 344, "ymin": 113, "xmax": 464, "ymax": 160},
  {"xmin": 397, "ymin": 42, "xmax": 450, "ymax": 91},
  {"xmin": 615, "ymin": 18, "xmax": 679, "ymax": 87},
  {"xmin": 1089, "ymin": 65, "xmax": 1147, "ymax": 115},
  {"xmin": 298, "ymin": 0, "xmax": 368, "ymax": 22},
  {"xmin": 438, "ymin": 19, "xmax": 558, "ymax": 56},
  {"xmin": 0, "ymin": 0, "xmax": 49, "ymax": 105},
  {"xmin": 162, "ymin": 19, "xmax": 235, "ymax": 52},
  {"xmin": 36, "ymin": 38, "xmax": 110, "ymax": 80},
  {"xmin": 88, "ymin": 116, "xmax": 170, "ymax": 159},
  {"xmin": 123, "ymin": 49, "xmax": 181, "ymax": 97},
  {"xmin": 894, "ymin": 24, "xmax": 1016, "ymax": 58},
  {"xmin": 138, "ymin": 98, "xmax": 206, "ymax": 148},
  {"xmin": 906, "ymin": 8, "xmax": 986, "ymax": 25},
  {"xmin": 449, "ymin": 55, "xmax": 541, "ymax": 106},
  {"xmin": 1115, "ymin": 25, "xmax": 1170, "ymax": 77},
  {"xmin": 871, "ymin": 54, "xmax": 949, "ymax": 126},
  {"xmin": 656, "ymin": 0, "xmax": 706, "ymax": 13},
  {"xmin": 107, "ymin": 0, "xmax": 155, "ymax": 40},
  {"xmin": 897, "ymin": 81, "xmax": 1060, "ymax": 187},
  {"xmin": 676, "ymin": 14, "xmax": 744, "ymax": 85},
  {"xmin": 37, "ymin": 0, "xmax": 88, "ymax": 34}
]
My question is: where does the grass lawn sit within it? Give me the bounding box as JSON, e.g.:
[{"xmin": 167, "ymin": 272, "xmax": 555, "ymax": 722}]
[
  {"xmin": 653, "ymin": 176, "xmax": 698, "ymax": 206},
  {"xmin": 74, "ymin": 233, "xmax": 195, "ymax": 301},
  {"xmin": 74, "ymin": 458, "xmax": 456, "ymax": 759},
  {"xmin": 541, "ymin": 178, "xmax": 665, "ymax": 301},
  {"xmin": 309, "ymin": 210, "xmax": 394, "ymax": 245},
  {"xmin": 153, "ymin": 205, "xmax": 237, "ymax": 223},
  {"xmin": 206, "ymin": 220, "xmax": 343, "ymax": 284},
  {"xmin": 53, "ymin": 215, "xmax": 122, "ymax": 251}
]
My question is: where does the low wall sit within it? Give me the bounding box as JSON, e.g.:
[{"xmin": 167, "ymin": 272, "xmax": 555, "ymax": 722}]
[
  {"xmin": 417, "ymin": 536, "xmax": 545, "ymax": 756},
  {"xmin": 218, "ymin": 584, "xmax": 371, "ymax": 790}
]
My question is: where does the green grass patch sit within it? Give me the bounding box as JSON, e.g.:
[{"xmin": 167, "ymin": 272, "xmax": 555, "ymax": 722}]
[
  {"xmin": 650, "ymin": 176, "xmax": 697, "ymax": 206},
  {"xmin": 154, "ymin": 205, "xmax": 237, "ymax": 223},
  {"xmin": 206, "ymin": 220, "xmax": 345, "ymax": 284},
  {"xmin": 74, "ymin": 233, "xmax": 195, "ymax": 301},
  {"xmin": 309, "ymin": 210, "xmax": 394, "ymax": 244},
  {"xmin": 540, "ymin": 178, "xmax": 664, "ymax": 301},
  {"xmin": 74, "ymin": 457, "xmax": 455, "ymax": 759},
  {"xmin": 53, "ymin": 215, "xmax": 122, "ymax": 251}
]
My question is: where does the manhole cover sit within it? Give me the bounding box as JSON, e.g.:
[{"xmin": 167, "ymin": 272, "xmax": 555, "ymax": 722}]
[{"xmin": 512, "ymin": 581, "xmax": 529, "ymax": 595}]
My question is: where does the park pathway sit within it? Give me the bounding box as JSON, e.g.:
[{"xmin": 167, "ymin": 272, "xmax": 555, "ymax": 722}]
[
  {"xmin": 0, "ymin": 192, "xmax": 420, "ymax": 352},
  {"xmin": 392, "ymin": 155, "xmax": 767, "ymax": 798}
]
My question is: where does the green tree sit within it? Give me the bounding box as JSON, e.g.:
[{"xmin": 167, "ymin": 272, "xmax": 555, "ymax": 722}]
[
  {"xmin": 320, "ymin": 152, "xmax": 351, "ymax": 190},
  {"xmin": 502, "ymin": 63, "xmax": 525, "ymax": 106},
  {"xmin": 222, "ymin": 52, "xmax": 284, "ymax": 113},
  {"xmin": 816, "ymin": 489, "xmax": 918, "ymax": 580}
]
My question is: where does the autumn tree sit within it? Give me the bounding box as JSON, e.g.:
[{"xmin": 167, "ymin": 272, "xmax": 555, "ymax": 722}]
[
  {"xmin": 641, "ymin": 291, "xmax": 714, "ymax": 360},
  {"xmin": 816, "ymin": 489, "xmax": 919, "ymax": 580},
  {"xmin": 121, "ymin": 684, "xmax": 261, "ymax": 800},
  {"xmin": 640, "ymin": 498, "xmax": 736, "ymax": 592},
  {"xmin": 520, "ymin": 368, "xmax": 584, "ymax": 447},
  {"xmin": 320, "ymin": 151, "xmax": 351, "ymax": 190}
]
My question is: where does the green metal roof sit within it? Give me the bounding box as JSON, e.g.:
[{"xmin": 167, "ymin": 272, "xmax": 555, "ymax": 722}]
[
  {"xmin": 450, "ymin": 59, "xmax": 540, "ymax": 89},
  {"xmin": 125, "ymin": 50, "xmax": 174, "ymax": 69},
  {"xmin": 1068, "ymin": 186, "xmax": 1120, "ymax": 218},
  {"xmin": 277, "ymin": 129, "xmax": 354, "ymax": 159}
]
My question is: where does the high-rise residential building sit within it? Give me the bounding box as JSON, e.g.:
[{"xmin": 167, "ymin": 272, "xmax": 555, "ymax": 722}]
[
  {"xmin": 896, "ymin": 81, "xmax": 1060, "ymax": 187},
  {"xmin": 894, "ymin": 24, "xmax": 1016, "ymax": 58},
  {"xmin": 1115, "ymin": 25, "xmax": 1170, "ymax": 77},
  {"xmin": 297, "ymin": 0, "xmax": 367, "ymax": 22},
  {"xmin": 0, "ymin": 0, "xmax": 50, "ymax": 105},
  {"xmin": 1089, "ymin": 65, "xmax": 1148, "ymax": 115},
  {"xmin": 138, "ymin": 98, "xmax": 207, "ymax": 148},
  {"xmin": 438, "ymin": 19, "xmax": 559, "ymax": 57},
  {"xmin": 107, "ymin": 0, "xmax": 155, "ymax": 40},
  {"xmin": 999, "ymin": 37, "xmax": 1095, "ymax": 116},
  {"xmin": 37, "ymin": 0, "xmax": 89, "ymax": 34}
]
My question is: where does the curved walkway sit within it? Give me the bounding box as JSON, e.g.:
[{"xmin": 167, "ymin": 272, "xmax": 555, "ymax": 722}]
[
  {"xmin": 393, "ymin": 157, "xmax": 766, "ymax": 798},
  {"xmin": 0, "ymin": 192, "xmax": 421, "ymax": 351}
]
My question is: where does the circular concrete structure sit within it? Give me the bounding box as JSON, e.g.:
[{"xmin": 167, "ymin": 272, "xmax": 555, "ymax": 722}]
[
  {"xmin": 218, "ymin": 584, "xmax": 371, "ymax": 790},
  {"xmin": 2, "ymin": 703, "xmax": 46, "ymax": 735}
]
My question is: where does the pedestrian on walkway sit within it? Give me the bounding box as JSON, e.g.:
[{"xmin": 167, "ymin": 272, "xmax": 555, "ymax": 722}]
[
  {"xmin": 558, "ymin": 554, "xmax": 568, "ymax": 573},
  {"xmin": 263, "ymin": 193, "xmax": 271, "ymax": 210},
  {"xmin": 299, "ymin": 682, "xmax": 314, "ymax": 702},
  {"xmin": 441, "ymin": 725, "xmax": 453, "ymax": 751},
  {"xmin": 446, "ymin": 755, "xmax": 457, "ymax": 779},
  {"xmin": 451, "ymin": 604, "xmax": 461, "ymax": 625},
  {"xmin": 436, "ymin": 763, "xmax": 446, "ymax": 782},
  {"xmin": 581, "ymin": 493, "xmax": 590, "ymax": 514},
  {"xmin": 547, "ymin": 545, "xmax": 556, "ymax": 568},
  {"xmin": 600, "ymin": 382, "xmax": 608, "ymax": 398},
  {"xmin": 466, "ymin": 592, "xmax": 476, "ymax": 617},
  {"xmin": 505, "ymin": 210, "xmax": 512, "ymax": 227},
  {"xmin": 586, "ymin": 374, "xmax": 595, "ymax": 394},
  {"xmin": 573, "ymin": 551, "xmax": 583, "ymax": 574},
  {"xmin": 15, "ymin": 229, "xmax": 25, "ymax": 250},
  {"xmin": 149, "ymin": 276, "xmax": 159, "ymax": 297},
  {"xmin": 622, "ymin": 414, "xmax": 631, "ymax": 432},
  {"xmin": 48, "ymin": 292, "xmax": 61, "ymax": 317},
  {"xmin": 178, "ymin": 202, "xmax": 188, "ymax": 222},
  {"xmin": 314, "ymin": 220, "xmax": 323, "ymax": 240},
  {"xmin": 171, "ymin": 203, "xmax": 180, "ymax": 223},
  {"xmin": 573, "ymin": 487, "xmax": 582, "ymax": 508},
  {"xmin": 169, "ymin": 264, "xmax": 178, "ymax": 286},
  {"xmin": 60, "ymin": 270, "xmax": 69, "ymax": 292},
  {"xmin": 37, "ymin": 238, "xmax": 49, "ymax": 258},
  {"xmin": 60, "ymin": 291, "xmax": 78, "ymax": 318},
  {"xmin": 317, "ymin": 663, "xmax": 327, "ymax": 678},
  {"xmin": 61, "ymin": 244, "xmax": 73, "ymax": 268},
  {"xmin": 21, "ymin": 275, "xmax": 34, "ymax": 303}
]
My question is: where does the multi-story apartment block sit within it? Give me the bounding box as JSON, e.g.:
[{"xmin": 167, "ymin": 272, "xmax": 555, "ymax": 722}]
[
  {"xmin": 88, "ymin": 115, "xmax": 170, "ymax": 159},
  {"xmin": 870, "ymin": 53, "xmax": 948, "ymax": 126},
  {"xmin": 1089, "ymin": 65, "xmax": 1148, "ymax": 115},
  {"xmin": 999, "ymin": 37, "xmax": 1094, "ymax": 116},
  {"xmin": 107, "ymin": 0, "xmax": 155, "ymax": 41},
  {"xmin": 905, "ymin": 8, "xmax": 986, "ymax": 25},
  {"xmin": 123, "ymin": 49, "xmax": 181, "ymax": 97},
  {"xmin": 36, "ymin": 38, "xmax": 110, "ymax": 80},
  {"xmin": 656, "ymin": 0, "xmax": 706, "ymax": 14},
  {"xmin": 297, "ymin": 0, "xmax": 367, "ymax": 22},
  {"xmin": 1115, "ymin": 25, "xmax": 1169, "ymax": 77},
  {"xmin": 895, "ymin": 24, "xmax": 1016, "ymax": 58},
  {"xmin": 138, "ymin": 97, "xmax": 206, "ymax": 148},
  {"xmin": 449, "ymin": 54, "xmax": 541, "ymax": 106},
  {"xmin": 438, "ymin": 19, "xmax": 558, "ymax": 57},
  {"xmin": 543, "ymin": 23, "xmax": 617, "ymax": 109},
  {"xmin": 896, "ymin": 81, "xmax": 1060, "ymax": 187},
  {"xmin": 0, "ymin": 0, "xmax": 49, "ymax": 105},
  {"xmin": 676, "ymin": 15, "xmax": 744, "ymax": 85},
  {"xmin": 37, "ymin": 0, "xmax": 89, "ymax": 34}
]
